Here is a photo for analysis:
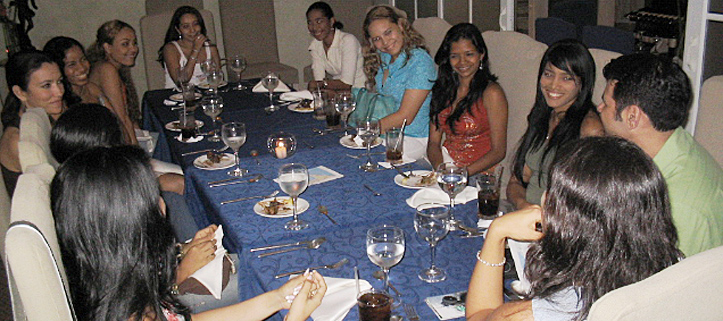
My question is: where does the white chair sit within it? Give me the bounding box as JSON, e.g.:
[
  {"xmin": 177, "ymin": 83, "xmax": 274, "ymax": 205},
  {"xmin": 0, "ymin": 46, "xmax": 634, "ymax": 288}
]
[
  {"xmin": 588, "ymin": 245, "xmax": 723, "ymax": 320},
  {"xmin": 18, "ymin": 107, "xmax": 59, "ymax": 171},
  {"xmin": 588, "ymin": 48, "xmax": 621, "ymax": 106},
  {"xmin": 0, "ymin": 120, "xmax": 11, "ymax": 257},
  {"xmin": 412, "ymin": 17, "xmax": 452, "ymax": 59},
  {"xmin": 695, "ymin": 75, "xmax": 723, "ymax": 168}
]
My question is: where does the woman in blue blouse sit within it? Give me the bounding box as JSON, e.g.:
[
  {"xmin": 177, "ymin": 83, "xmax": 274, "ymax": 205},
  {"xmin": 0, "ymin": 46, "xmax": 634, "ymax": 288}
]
[{"xmin": 362, "ymin": 5, "xmax": 437, "ymax": 160}]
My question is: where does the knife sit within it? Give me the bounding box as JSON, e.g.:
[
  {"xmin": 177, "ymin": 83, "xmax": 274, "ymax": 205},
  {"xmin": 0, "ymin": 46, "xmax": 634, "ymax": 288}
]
[
  {"xmin": 209, "ymin": 174, "xmax": 262, "ymax": 188},
  {"xmin": 390, "ymin": 163, "xmax": 409, "ymax": 178}
]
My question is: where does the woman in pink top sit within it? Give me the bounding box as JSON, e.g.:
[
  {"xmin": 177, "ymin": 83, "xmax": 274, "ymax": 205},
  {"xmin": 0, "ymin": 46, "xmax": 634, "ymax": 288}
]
[{"xmin": 427, "ymin": 23, "xmax": 508, "ymax": 176}]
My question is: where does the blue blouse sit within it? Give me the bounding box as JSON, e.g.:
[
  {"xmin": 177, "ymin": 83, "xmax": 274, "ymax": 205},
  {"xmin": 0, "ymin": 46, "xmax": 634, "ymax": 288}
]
[{"xmin": 375, "ymin": 48, "xmax": 436, "ymax": 138}]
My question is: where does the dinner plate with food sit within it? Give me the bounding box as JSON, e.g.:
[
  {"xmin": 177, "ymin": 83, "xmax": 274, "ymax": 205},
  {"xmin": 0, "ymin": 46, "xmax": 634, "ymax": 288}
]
[
  {"xmin": 193, "ymin": 153, "xmax": 234, "ymax": 170},
  {"xmin": 169, "ymin": 92, "xmax": 202, "ymax": 102},
  {"xmin": 197, "ymin": 81, "xmax": 228, "ymax": 90},
  {"xmin": 253, "ymin": 197, "xmax": 309, "ymax": 218},
  {"xmin": 339, "ymin": 135, "xmax": 383, "ymax": 149},
  {"xmin": 165, "ymin": 120, "xmax": 204, "ymax": 132},
  {"xmin": 287, "ymin": 100, "xmax": 314, "ymax": 113},
  {"xmin": 394, "ymin": 170, "xmax": 437, "ymax": 189}
]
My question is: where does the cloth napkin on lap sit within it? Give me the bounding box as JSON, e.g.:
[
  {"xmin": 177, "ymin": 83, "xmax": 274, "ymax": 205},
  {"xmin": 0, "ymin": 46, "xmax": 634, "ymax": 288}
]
[
  {"xmin": 187, "ymin": 226, "xmax": 227, "ymax": 299},
  {"xmin": 406, "ymin": 185, "xmax": 478, "ymax": 208},
  {"xmin": 252, "ymin": 80, "xmax": 291, "ymax": 93},
  {"xmin": 311, "ymin": 277, "xmax": 372, "ymax": 321},
  {"xmin": 280, "ymin": 90, "xmax": 313, "ymax": 101}
]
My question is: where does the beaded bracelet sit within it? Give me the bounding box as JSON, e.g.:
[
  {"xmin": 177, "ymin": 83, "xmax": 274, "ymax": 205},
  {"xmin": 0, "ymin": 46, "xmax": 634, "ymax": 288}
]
[{"xmin": 476, "ymin": 250, "xmax": 506, "ymax": 267}]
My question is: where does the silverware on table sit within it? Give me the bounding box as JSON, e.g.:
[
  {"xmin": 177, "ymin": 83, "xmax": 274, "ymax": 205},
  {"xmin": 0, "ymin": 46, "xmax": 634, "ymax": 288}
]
[
  {"xmin": 274, "ymin": 258, "xmax": 349, "ymax": 279},
  {"xmin": 364, "ymin": 184, "xmax": 382, "ymax": 196},
  {"xmin": 220, "ymin": 190, "xmax": 279, "ymax": 205},
  {"xmin": 345, "ymin": 152, "xmax": 385, "ymax": 159},
  {"xmin": 317, "ymin": 205, "xmax": 337, "ymax": 225},
  {"xmin": 250, "ymin": 236, "xmax": 325, "ymax": 252},
  {"xmin": 209, "ymin": 174, "xmax": 262, "ymax": 188},
  {"xmin": 257, "ymin": 237, "xmax": 326, "ymax": 258},
  {"xmin": 181, "ymin": 146, "xmax": 229, "ymax": 157},
  {"xmin": 404, "ymin": 304, "xmax": 420, "ymax": 321},
  {"xmin": 390, "ymin": 163, "xmax": 409, "ymax": 178}
]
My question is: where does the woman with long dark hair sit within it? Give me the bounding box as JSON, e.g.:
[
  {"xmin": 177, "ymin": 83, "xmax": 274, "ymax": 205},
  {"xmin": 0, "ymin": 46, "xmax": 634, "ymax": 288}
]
[
  {"xmin": 507, "ymin": 39, "xmax": 603, "ymax": 210},
  {"xmin": 158, "ymin": 6, "xmax": 221, "ymax": 89},
  {"xmin": 466, "ymin": 137, "xmax": 682, "ymax": 321},
  {"xmin": 428, "ymin": 23, "xmax": 507, "ymax": 176},
  {"xmin": 44, "ymin": 36, "xmax": 109, "ymax": 108},
  {"xmin": 306, "ymin": 1, "xmax": 365, "ymax": 92},
  {"xmin": 52, "ymin": 145, "xmax": 326, "ymax": 321}
]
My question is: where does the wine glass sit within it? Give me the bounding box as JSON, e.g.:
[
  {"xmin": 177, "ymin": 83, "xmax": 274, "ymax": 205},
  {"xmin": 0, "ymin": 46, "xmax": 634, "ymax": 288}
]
[
  {"xmin": 357, "ymin": 117, "xmax": 380, "ymax": 172},
  {"xmin": 278, "ymin": 163, "xmax": 309, "ymax": 231},
  {"xmin": 262, "ymin": 72, "xmax": 280, "ymax": 112},
  {"xmin": 200, "ymin": 59, "xmax": 217, "ymax": 78},
  {"xmin": 366, "ymin": 225, "xmax": 405, "ymax": 297},
  {"xmin": 415, "ymin": 203, "xmax": 450, "ymax": 283},
  {"xmin": 221, "ymin": 122, "xmax": 248, "ymax": 177},
  {"xmin": 201, "ymin": 96, "xmax": 223, "ymax": 142},
  {"xmin": 207, "ymin": 69, "xmax": 224, "ymax": 95},
  {"xmin": 436, "ymin": 162, "xmax": 468, "ymax": 231},
  {"xmin": 229, "ymin": 55, "xmax": 247, "ymax": 90},
  {"xmin": 334, "ymin": 92, "xmax": 356, "ymax": 136},
  {"xmin": 175, "ymin": 64, "xmax": 190, "ymax": 91}
]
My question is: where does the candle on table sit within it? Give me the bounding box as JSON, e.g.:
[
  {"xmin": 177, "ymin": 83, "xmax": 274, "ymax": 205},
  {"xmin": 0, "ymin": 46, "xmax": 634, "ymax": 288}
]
[{"xmin": 275, "ymin": 141, "xmax": 288, "ymax": 159}]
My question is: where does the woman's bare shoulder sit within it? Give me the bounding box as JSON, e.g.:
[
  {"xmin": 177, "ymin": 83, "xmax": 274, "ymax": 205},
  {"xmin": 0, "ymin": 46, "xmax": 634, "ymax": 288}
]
[
  {"xmin": 488, "ymin": 300, "xmax": 534, "ymax": 321},
  {"xmin": 482, "ymin": 82, "xmax": 508, "ymax": 108}
]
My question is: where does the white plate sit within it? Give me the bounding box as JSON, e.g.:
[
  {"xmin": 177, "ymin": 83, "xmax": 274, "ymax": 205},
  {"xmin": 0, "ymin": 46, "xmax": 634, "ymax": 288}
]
[
  {"xmin": 198, "ymin": 81, "xmax": 228, "ymax": 90},
  {"xmin": 176, "ymin": 135, "xmax": 204, "ymax": 143},
  {"xmin": 253, "ymin": 197, "xmax": 309, "ymax": 218},
  {"xmin": 193, "ymin": 153, "xmax": 235, "ymax": 170},
  {"xmin": 169, "ymin": 92, "xmax": 202, "ymax": 102},
  {"xmin": 339, "ymin": 135, "xmax": 382, "ymax": 149},
  {"xmin": 165, "ymin": 120, "xmax": 204, "ymax": 132},
  {"xmin": 394, "ymin": 170, "xmax": 436, "ymax": 189},
  {"xmin": 288, "ymin": 103, "xmax": 314, "ymax": 113}
]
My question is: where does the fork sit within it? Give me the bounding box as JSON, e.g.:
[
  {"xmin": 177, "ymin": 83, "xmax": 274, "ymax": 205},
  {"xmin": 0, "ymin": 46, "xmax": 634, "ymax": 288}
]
[{"xmin": 404, "ymin": 304, "xmax": 420, "ymax": 321}]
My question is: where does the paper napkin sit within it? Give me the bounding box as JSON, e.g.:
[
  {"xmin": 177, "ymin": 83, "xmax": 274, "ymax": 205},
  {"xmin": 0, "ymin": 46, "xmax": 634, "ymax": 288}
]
[
  {"xmin": 310, "ymin": 277, "xmax": 372, "ymax": 321},
  {"xmin": 252, "ymin": 80, "xmax": 291, "ymax": 93},
  {"xmin": 378, "ymin": 156, "xmax": 416, "ymax": 169},
  {"xmin": 280, "ymin": 90, "xmax": 313, "ymax": 101},
  {"xmin": 273, "ymin": 166, "xmax": 344, "ymax": 186},
  {"xmin": 406, "ymin": 185, "xmax": 478, "ymax": 208},
  {"xmin": 188, "ymin": 226, "xmax": 227, "ymax": 299}
]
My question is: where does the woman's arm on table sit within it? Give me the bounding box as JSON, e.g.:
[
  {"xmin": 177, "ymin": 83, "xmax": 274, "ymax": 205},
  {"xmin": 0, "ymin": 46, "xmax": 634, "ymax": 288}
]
[
  {"xmin": 380, "ymin": 88, "xmax": 430, "ymax": 133},
  {"xmin": 466, "ymin": 83, "xmax": 508, "ymax": 175}
]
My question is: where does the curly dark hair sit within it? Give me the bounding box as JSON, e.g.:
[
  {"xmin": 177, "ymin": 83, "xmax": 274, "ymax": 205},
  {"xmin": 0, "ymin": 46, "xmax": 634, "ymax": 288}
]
[
  {"xmin": 602, "ymin": 53, "xmax": 691, "ymax": 131},
  {"xmin": 525, "ymin": 136, "xmax": 682, "ymax": 321},
  {"xmin": 430, "ymin": 23, "xmax": 497, "ymax": 135}
]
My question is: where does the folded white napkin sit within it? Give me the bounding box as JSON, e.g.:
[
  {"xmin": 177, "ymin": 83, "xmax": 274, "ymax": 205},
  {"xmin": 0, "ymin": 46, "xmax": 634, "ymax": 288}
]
[
  {"xmin": 252, "ymin": 80, "xmax": 291, "ymax": 93},
  {"xmin": 311, "ymin": 277, "xmax": 372, "ymax": 321},
  {"xmin": 273, "ymin": 166, "xmax": 344, "ymax": 186},
  {"xmin": 164, "ymin": 99, "xmax": 181, "ymax": 106},
  {"xmin": 280, "ymin": 90, "xmax": 313, "ymax": 101},
  {"xmin": 176, "ymin": 135, "xmax": 204, "ymax": 143},
  {"xmin": 188, "ymin": 226, "xmax": 227, "ymax": 300},
  {"xmin": 378, "ymin": 156, "xmax": 415, "ymax": 169},
  {"xmin": 406, "ymin": 185, "xmax": 478, "ymax": 208},
  {"xmin": 508, "ymin": 239, "xmax": 532, "ymax": 295}
]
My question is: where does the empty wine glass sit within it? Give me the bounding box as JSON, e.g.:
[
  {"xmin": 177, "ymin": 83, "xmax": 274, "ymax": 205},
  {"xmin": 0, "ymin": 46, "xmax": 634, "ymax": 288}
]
[
  {"xmin": 229, "ymin": 55, "xmax": 247, "ymax": 90},
  {"xmin": 357, "ymin": 117, "xmax": 380, "ymax": 172},
  {"xmin": 207, "ymin": 69, "xmax": 224, "ymax": 95},
  {"xmin": 334, "ymin": 92, "xmax": 356, "ymax": 135},
  {"xmin": 278, "ymin": 163, "xmax": 309, "ymax": 231},
  {"xmin": 175, "ymin": 64, "xmax": 190, "ymax": 90},
  {"xmin": 436, "ymin": 162, "xmax": 468, "ymax": 231},
  {"xmin": 201, "ymin": 96, "xmax": 223, "ymax": 142},
  {"xmin": 221, "ymin": 122, "xmax": 247, "ymax": 177},
  {"xmin": 415, "ymin": 203, "xmax": 450, "ymax": 283},
  {"xmin": 367, "ymin": 225, "xmax": 405, "ymax": 298},
  {"xmin": 262, "ymin": 72, "xmax": 280, "ymax": 112}
]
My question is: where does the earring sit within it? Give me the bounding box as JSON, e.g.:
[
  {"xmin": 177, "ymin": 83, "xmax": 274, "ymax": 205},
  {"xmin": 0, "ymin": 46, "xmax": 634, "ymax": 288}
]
[
  {"xmin": 178, "ymin": 34, "xmax": 182, "ymax": 40},
  {"xmin": 479, "ymin": 64, "xmax": 483, "ymax": 70}
]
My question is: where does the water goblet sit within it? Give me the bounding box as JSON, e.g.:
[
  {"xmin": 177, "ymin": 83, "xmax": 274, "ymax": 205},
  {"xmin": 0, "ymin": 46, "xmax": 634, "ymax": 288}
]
[
  {"xmin": 366, "ymin": 225, "xmax": 405, "ymax": 298},
  {"xmin": 357, "ymin": 117, "xmax": 380, "ymax": 172},
  {"xmin": 221, "ymin": 122, "xmax": 248, "ymax": 177},
  {"xmin": 200, "ymin": 59, "xmax": 217, "ymax": 78},
  {"xmin": 229, "ymin": 55, "xmax": 247, "ymax": 90},
  {"xmin": 278, "ymin": 163, "xmax": 309, "ymax": 231},
  {"xmin": 334, "ymin": 92, "xmax": 356, "ymax": 135},
  {"xmin": 263, "ymin": 72, "xmax": 280, "ymax": 112},
  {"xmin": 207, "ymin": 69, "xmax": 224, "ymax": 95},
  {"xmin": 414, "ymin": 203, "xmax": 450, "ymax": 283},
  {"xmin": 201, "ymin": 96, "xmax": 223, "ymax": 142},
  {"xmin": 436, "ymin": 162, "xmax": 468, "ymax": 231}
]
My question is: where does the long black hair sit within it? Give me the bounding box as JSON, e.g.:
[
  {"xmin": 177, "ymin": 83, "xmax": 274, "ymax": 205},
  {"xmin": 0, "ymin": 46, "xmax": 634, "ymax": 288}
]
[
  {"xmin": 51, "ymin": 146, "xmax": 189, "ymax": 321},
  {"xmin": 2, "ymin": 50, "xmax": 57, "ymax": 129},
  {"xmin": 430, "ymin": 23, "xmax": 497, "ymax": 134},
  {"xmin": 511, "ymin": 39, "xmax": 596, "ymax": 186},
  {"xmin": 157, "ymin": 6, "xmax": 208, "ymax": 65},
  {"xmin": 306, "ymin": 1, "xmax": 343, "ymax": 30},
  {"xmin": 43, "ymin": 36, "xmax": 85, "ymax": 106},
  {"xmin": 50, "ymin": 103, "xmax": 123, "ymax": 163},
  {"xmin": 525, "ymin": 137, "xmax": 682, "ymax": 320}
]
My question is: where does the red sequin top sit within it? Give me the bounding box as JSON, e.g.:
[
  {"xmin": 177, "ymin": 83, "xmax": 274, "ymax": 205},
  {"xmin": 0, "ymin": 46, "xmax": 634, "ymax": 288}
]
[{"xmin": 438, "ymin": 98, "xmax": 492, "ymax": 167}]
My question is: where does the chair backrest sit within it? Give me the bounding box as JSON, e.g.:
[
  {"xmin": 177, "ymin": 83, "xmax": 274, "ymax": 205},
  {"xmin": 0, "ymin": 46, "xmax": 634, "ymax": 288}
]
[
  {"xmin": 412, "ymin": 17, "xmax": 452, "ymax": 59},
  {"xmin": 588, "ymin": 245, "xmax": 723, "ymax": 320},
  {"xmin": 0, "ymin": 120, "xmax": 10, "ymax": 258},
  {"xmin": 588, "ymin": 48, "xmax": 621, "ymax": 105},
  {"xmin": 18, "ymin": 107, "xmax": 59, "ymax": 172},
  {"xmin": 582, "ymin": 25, "xmax": 634, "ymax": 55},
  {"xmin": 695, "ymin": 75, "xmax": 723, "ymax": 168},
  {"xmin": 140, "ymin": 9, "xmax": 217, "ymax": 91},
  {"xmin": 535, "ymin": 17, "xmax": 576, "ymax": 46},
  {"xmin": 218, "ymin": 0, "xmax": 278, "ymax": 65}
]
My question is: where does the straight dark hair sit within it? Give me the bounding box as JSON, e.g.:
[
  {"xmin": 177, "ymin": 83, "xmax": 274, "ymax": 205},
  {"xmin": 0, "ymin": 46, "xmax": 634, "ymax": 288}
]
[
  {"xmin": 430, "ymin": 23, "xmax": 497, "ymax": 134},
  {"xmin": 52, "ymin": 146, "xmax": 189, "ymax": 321},
  {"xmin": 157, "ymin": 6, "xmax": 209, "ymax": 65},
  {"xmin": 525, "ymin": 136, "xmax": 682, "ymax": 320},
  {"xmin": 2, "ymin": 50, "xmax": 57, "ymax": 128},
  {"xmin": 511, "ymin": 39, "xmax": 596, "ymax": 187},
  {"xmin": 306, "ymin": 1, "xmax": 343, "ymax": 29},
  {"xmin": 50, "ymin": 103, "xmax": 123, "ymax": 163},
  {"xmin": 43, "ymin": 36, "xmax": 85, "ymax": 106}
]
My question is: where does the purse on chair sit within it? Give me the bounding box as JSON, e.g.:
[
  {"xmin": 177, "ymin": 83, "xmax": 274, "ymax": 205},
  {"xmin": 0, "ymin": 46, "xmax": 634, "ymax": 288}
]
[{"xmin": 348, "ymin": 88, "xmax": 397, "ymax": 128}]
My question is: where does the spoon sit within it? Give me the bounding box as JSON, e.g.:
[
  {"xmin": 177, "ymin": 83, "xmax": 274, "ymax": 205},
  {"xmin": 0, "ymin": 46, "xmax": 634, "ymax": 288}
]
[
  {"xmin": 274, "ymin": 258, "xmax": 349, "ymax": 278},
  {"xmin": 258, "ymin": 237, "xmax": 326, "ymax": 258},
  {"xmin": 250, "ymin": 149, "xmax": 261, "ymax": 165}
]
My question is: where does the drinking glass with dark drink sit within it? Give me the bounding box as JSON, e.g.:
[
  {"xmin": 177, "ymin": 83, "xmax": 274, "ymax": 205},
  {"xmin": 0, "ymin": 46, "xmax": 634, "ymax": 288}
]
[
  {"xmin": 384, "ymin": 128, "xmax": 404, "ymax": 164},
  {"xmin": 357, "ymin": 289, "xmax": 392, "ymax": 321},
  {"xmin": 324, "ymin": 98, "xmax": 341, "ymax": 127},
  {"xmin": 178, "ymin": 109, "xmax": 197, "ymax": 141},
  {"xmin": 477, "ymin": 172, "xmax": 501, "ymax": 220}
]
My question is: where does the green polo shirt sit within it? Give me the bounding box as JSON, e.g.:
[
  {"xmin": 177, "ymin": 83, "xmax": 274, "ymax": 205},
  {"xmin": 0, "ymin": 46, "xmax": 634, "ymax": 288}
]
[{"xmin": 654, "ymin": 127, "xmax": 723, "ymax": 256}]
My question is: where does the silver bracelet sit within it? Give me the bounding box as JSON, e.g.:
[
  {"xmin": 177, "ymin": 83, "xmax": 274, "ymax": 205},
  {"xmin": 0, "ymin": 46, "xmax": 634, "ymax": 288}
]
[{"xmin": 476, "ymin": 250, "xmax": 506, "ymax": 267}]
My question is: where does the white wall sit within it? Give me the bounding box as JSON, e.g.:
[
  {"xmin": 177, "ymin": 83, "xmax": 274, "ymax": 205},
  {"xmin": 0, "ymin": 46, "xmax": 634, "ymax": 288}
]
[{"xmin": 274, "ymin": 0, "xmax": 316, "ymax": 85}]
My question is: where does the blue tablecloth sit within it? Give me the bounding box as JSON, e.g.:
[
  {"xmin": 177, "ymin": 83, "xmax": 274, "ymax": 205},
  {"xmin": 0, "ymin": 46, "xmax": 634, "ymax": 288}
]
[{"xmin": 143, "ymin": 87, "xmax": 485, "ymax": 320}]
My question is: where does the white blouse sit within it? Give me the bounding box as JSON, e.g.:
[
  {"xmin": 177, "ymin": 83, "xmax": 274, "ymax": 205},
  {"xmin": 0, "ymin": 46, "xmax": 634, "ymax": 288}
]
[{"xmin": 308, "ymin": 29, "xmax": 366, "ymax": 88}]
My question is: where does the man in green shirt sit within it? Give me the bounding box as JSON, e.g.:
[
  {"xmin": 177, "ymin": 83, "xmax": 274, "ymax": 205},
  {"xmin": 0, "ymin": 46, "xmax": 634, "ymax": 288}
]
[{"xmin": 597, "ymin": 53, "xmax": 723, "ymax": 256}]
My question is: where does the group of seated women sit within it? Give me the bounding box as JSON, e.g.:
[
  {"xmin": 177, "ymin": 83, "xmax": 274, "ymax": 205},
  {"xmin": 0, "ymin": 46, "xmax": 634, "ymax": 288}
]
[{"xmin": 0, "ymin": 1, "xmax": 693, "ymax": 320}]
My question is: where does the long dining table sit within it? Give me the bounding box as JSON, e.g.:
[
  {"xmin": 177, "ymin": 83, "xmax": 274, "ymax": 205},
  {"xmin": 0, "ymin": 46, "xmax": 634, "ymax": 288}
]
[{"xmin": 142, "ymin": 83, "xmax": 489, "ymax": 320}]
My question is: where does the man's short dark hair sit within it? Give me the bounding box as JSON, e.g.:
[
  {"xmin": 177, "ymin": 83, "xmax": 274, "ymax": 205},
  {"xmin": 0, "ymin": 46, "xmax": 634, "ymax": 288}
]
[{"xmin": 603, "ymin": 53, "xmax": 691, "ymax": 131}]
